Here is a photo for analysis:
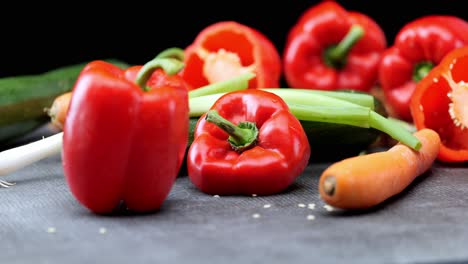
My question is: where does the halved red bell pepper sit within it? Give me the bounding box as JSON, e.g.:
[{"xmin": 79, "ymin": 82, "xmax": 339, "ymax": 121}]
[
  {"xmin": 283, "ymin": 1, "xmax": 386, "ymax": 92},
  {"xmin": 187, "ymin": 89, "xmax": 310, "ymax": 195},
  {"xmin": 180, "ymin": 21, "xmax": 282, "ymax": 90},
  {"xmin": 379, "ymin": 15, "xmax": 468, "ymax": 121},
  {"xmin": 62, "ymin": 56, "xmax": 189, "ymax": 213},
  {"xmin": 410, "ymin": 46, "xmax": 468, "ymax": 163}
]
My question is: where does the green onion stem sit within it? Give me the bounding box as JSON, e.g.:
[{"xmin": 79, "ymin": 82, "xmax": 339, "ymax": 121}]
[
  {"xmin": 261, "ymin": 88, "xmax": 374, "ymax": 109},
  {"xmin": 260, "ymin": 89, "xmax": 372, "ymax": 109},
  {"xmin": 188, "ymin": 90, "xmax": 421, "ymax": 150},
  {"xmin": 188, "ymin": 72, "xmax": 255, "ymax": 99},
  {"xmin": 369, "ymin": 112, "xmax": 421, "ymax": 150},
  {"xmin": 288, "ymin": 104, "xmax": 370, "ymax": 128},
  {"xmin": 189, "ymin": 94, "xmax": 225, "ymax": 117}
]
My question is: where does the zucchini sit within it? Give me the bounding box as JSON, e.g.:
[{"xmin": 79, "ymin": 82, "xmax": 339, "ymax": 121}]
[{"xmin": 0, "ymin": 59, "xmax": 129, "ymax": 144}]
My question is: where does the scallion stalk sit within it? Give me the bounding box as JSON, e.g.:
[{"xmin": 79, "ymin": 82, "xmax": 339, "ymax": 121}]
[
  {"xmin": 261, "ymin": 88, "xmax": 375, "ymax": 109},
  {"xmin": 369, "ymin": 112, "xmax": 421, "ymax": 150},
  {"xmin": 0, "ymin": 132, "xmax": 63, "ymax": 177},
  {"xmin": 288, "ymin": 104, "xmax": 370, "ymax": 128},
  {"xmin": 188, "ymin": 91, "xmax": 421, "ymax": 150},
  {"xmin": 189, "ymin": 93, "xmax": 225, "ymax": 117},
  {"xmin": 188, "ymin": 72, "xmax": 254, "ymax": 98}
]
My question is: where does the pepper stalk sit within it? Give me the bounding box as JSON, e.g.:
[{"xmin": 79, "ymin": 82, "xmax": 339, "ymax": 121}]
[{"xmin": 205, "ymin": 110, "xmax": 259, "ymax": 152}]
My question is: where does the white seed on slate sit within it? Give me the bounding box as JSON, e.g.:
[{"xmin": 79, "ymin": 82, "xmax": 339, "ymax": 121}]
[
  {"xmin": 298, "ymin": 203, "xmax": 306, "ymax": 208},
  {"xmin": 308, "ymin": 203, "xmax": 316, "ymax": 210},
  {"xmin": 252, "ymin": 194, "xmax": 257, "ymax": 197},
  {"xmin": 323, "ymin": 205, "xmax": 334, "ymax": 212},
  {"xmin": 47, "ymin": 227, "xmax": 56, "ymax": 233},
  {"xmin": 252, "ymin": 213, "xmax": 261, "ymax": 219},
  {"xmin": 307, "ymin": 215, "xmax": 316, "ymax": 221},
  {"xmin": 99, "ymin": 227, "xmax": 107, "ymax": 234},
  {"xmin": 263, "ymin": 204, "xmax": 271, "ymax": 208},
  {"xmin": 213, "ymin": 195, "xmax": 220, "ymax": 198}
]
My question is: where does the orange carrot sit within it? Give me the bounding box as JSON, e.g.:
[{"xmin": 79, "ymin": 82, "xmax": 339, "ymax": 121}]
[
  {"xmin": 319, "ymin": 128, "xmax": 440, "ymax": 210},
  {"xmin": 46, "ymin": 92, "xmax": 72, "ymax": 130}
]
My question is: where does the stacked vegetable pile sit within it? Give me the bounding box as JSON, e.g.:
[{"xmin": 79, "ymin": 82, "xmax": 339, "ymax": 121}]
[{"xmin": 0, "ymin": 1, "xmax": 466, "ymax": 214}]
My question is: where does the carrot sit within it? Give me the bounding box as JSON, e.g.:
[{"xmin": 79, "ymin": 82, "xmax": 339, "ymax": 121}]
[
  {"xmin": 319, "ymin": 128, "xmax": 440, "ymax": 210},
  {"xmin": 45, "ymin": 92, "xmax": 72, "ymax": 130}
]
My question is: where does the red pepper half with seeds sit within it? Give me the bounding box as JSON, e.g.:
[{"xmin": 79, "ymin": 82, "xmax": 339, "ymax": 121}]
[
  {"xmin": 283, "ymin": 0, "xmax": 386, "ymax": 92},
  {"xmin": 410, "ymin": 46, "xmax": 468, "ymax": 163},
  {"xmin": 180, "ymin": 21, "xmax": 282, "ymax": 90},
  {"xmin": 379, "ymin": 15, "xmax": 468, "ymax": 121},
  {"xmin": 187, "ymin": 89, "xmax": 310, "ymax": 195}
]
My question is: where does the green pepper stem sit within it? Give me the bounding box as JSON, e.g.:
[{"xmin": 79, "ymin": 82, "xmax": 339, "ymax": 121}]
[
  {"xmin": 135, "ymin": 57, "xmax": 184, "ymax": 91},
  {"xmin": 205, "ymin": 110, "xmax": 258, "ymax": 152},
  {"xmin": 324, "ymin": 25, "xmax": 364, "ymax": 69},
  {"xmin": 154, "ymin": 47, "xmax": 185, "ymax": 61},
  {"xmin": 413, "ymin": 61, "xmax": 434, "ymax": 82}
]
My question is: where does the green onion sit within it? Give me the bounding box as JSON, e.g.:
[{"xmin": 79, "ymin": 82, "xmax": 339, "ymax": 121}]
[
  {"xmin": 189, "ymin": 91, "xmax": 421, "ymax": 150},
  {"xmin": 189, "ymin": 94, "xmax": 225, "ymax": 117},
  {"xmin": 261, "ymin": 88, "xmax": 374, "ymax": 109},
  {"xmin": 188, "ymin": 72, "xmax": 254, "ymax": 99},
  {"xmin": 288, "ymin": 104, "xmax": 370, "ymax": 128},
  {"xmin": 369, "ymin": 112, "xmax": 421, "ymax": 150}
]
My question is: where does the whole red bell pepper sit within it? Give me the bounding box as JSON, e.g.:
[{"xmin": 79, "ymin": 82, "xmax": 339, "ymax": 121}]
[
  {"xmin": 180, "ymin": 21, "xmax": 282, "ymax": 90},
  {"xmin": 62, "ymin": 55, "xmax": 189, "ymax": 213},
  {"xmin": 283, "ymin": 1, "xmax": 386, "ymax": 92},
  {"xmin": 379, "ymin": 15, "xmax": 468, "ymax": 121},
  {"xmin": 187, "ymin": 89, "xmax": 310, "ymax": 195},
  {"xmin": 410, "ymin": 46, "xmax": 468, "ymax": 163}
]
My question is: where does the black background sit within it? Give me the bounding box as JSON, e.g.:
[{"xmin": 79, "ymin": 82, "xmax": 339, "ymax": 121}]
[{"xmin": 1, "ymin": 0, "xmax": 466, "ymax": 79}]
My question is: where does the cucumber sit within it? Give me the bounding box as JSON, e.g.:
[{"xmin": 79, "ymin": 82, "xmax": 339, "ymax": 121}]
[
  {"xmin": 0, "ymin": 59, "xmax": 129, "ymax": 144},
  {"xmin": 301, "ymin": 121, "xmax": 380, "ymax": 162},
  {"xmin": 304, "ymin": 90, "xmax": 387, "ymax": 162}
]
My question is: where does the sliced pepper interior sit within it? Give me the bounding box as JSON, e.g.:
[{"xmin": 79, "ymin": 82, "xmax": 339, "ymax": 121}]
[
  {"xmin": 445, "ymin": 57, "xmax": 468, "ymax": 131},
  {"xmin": 197, "ymin": 48, "xmax": 255, "ymax": 84},
  {"xmin": 421, "ymin": 54, "xmax": 468, "ymax": 151},
  {"xmin": 184, "ymin": 30, "xmax": 258, "ymax": 88}
]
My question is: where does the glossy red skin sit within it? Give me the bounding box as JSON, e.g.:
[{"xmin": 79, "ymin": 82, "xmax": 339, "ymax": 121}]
[
  {"xmin": 283, "ymin": 1, "xmax": 386, "ymax": 92},
  {"xmin": 187, "ymin": 89, "xmax": 311, "ymax": 195},
  {"xmin": 379, "ymin": 15, "xmax": 468, "ymax": 121},
  {"xmin": 180, "ymin": 21, "xmax": 282, "ymax": 89},
  {"xmin": 410, "ymin": 46, "xmax": 468, "ymax": 163},
  {"xmin": 62, "ymin": 61, "xmax": 189, "ymax": 213}
]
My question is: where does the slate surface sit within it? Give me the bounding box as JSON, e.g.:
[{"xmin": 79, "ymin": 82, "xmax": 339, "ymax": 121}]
[{"xmin": 1, "ymin": 125, "xmax": 468, "ymax": 264}]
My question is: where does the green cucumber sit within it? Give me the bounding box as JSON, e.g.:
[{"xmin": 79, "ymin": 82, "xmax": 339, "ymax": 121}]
[
  {"xmin": 300, "ymin": 121, "xmax": 380, "ymax": 162},
  {"xmin": 303, "ymin": 89, "xmax": 387, "ymax": 162},
  {"xmin": 0, "ymin": 59, "xmax": 129, "ymax": 144}
]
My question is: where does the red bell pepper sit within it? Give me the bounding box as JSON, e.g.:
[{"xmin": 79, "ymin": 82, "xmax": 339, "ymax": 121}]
[
  {"xmin": 62, "ymin": 55, "xmax": 189, "ymax": 213},
  {"xmin": 282, "ymin": 1, "xmax": 386, "ymax": 92},
  {"xmin": 180, "ymin": 21, "xmax": 282, "ymax": 90},
  {"xmin": 379, "ymin": 15, "xmax": 468, "ymax": 121},
  {"xmin": 187, "ymin": 89, "xmax": 310, "ymax": 195},
  {"xmin": 410, "ymin": 46, "xmax": 468, "ymax": 163}
]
